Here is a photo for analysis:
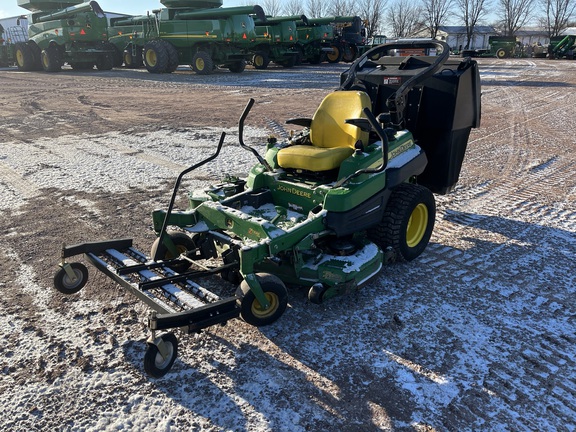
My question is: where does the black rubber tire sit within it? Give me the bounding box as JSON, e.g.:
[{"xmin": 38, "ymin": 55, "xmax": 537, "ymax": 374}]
[
  {"xmin": 252, "ymin": 52, "xmax": 270, "ymax": 70},
  {"xmin": 368, "ymin": 183, "xmax": 436, "ymax": 261},
  {"xmin": 70, "ymin": 62, "xmax": 94, "ymax": 70},
  {"xmin": 123, "ymin": 45, "xmax": 143, "ymax": 68},
  {"xmin": 228, "ymin": 59, "xmax": 246, "ymax": 73},
  {"xmin": 15, "ymin": 42, "xmax": 36, "ymax": 71},
  {"xmin": 326, "ymin": 45, "xmax": 342, "ymax": 63},
  {"xmin": 109, "ymin": 44, "xmax": 123, "ymax": 68},
  {"xmin": 28, "ymin": 42, "xmax": 43, "ymax": 70},
  {"xmin": 143, "ymin": 40, "xmax": 169, "ymax": 73},
  {"xmin": 192, "ymin": 51, "xmax": 214, "ymax": 75},
  {"xmin": 150, "ymin": 231, "xmax": 199, "ymax": 272},
  {"xmin": 236, "ymin": 273, "xmax": 288, "ymax": 327},
  {"xmin": 41, "ymin": 45, "xmax": 62, "ymax": 72},
  {"xmin": 308, "ymin": 283, "xmax": 329, "ymax": 304},
  {"xmin": 96, "ymin": 53, "xmax": 114, "ymax": 71},
  {"xmin": 342, "ymin": 44, "xmax": 358, "ymax": 62},
  {"xmin": 161, "ymin": 40, "xmax": 179, "ymax": 73},
  {"xmin": 144, "ymin": 333, "xmax": 178, "ymax": 378},
  {"xmin": 54, "ymin": 262, "xmax": 89, "ymax": 294}
]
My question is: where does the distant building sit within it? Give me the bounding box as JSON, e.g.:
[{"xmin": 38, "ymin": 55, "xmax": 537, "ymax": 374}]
[
  {"xmin": 411, "ymin": 25, "xmax": 497, "ymax": 51},
  {"xmin": 515, "ymin": 27, "xmax": 549, "ymax": 46}
]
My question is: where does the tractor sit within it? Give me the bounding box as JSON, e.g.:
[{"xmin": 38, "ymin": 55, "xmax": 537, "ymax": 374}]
[{"xmin": 54, "ymin": 40, "xmax": 481, "ymax": 377}]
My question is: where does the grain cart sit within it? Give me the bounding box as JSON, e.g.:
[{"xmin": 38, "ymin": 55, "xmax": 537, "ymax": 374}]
[
  {"xmin": 461, "ymin": 35, "xmax": 520, "ymax": 59},
  {"xmin": 54, "ymin": 40, "xmax": 480, "ymax": 377},
  {"xmin": 294, "ymin": 19, "xmax": 334, "ymax": 64},
  {"xmin": 129, "ymin": 0, "xmax": 265, "ymax": 75},
  {"xmin": 250, "ymin": 15, "xmax": 304, "ymax": 69},
  {"xmin": 16, "ymin": 0, "xmax": 115, "ymax": 72}
]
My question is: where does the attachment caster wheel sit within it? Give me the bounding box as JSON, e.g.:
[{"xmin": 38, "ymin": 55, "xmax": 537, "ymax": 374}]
[
  {"xmin": 144, "ymin": 332, "xmax": 178, "ymax": 378},
  {"xmin": 53, "ymin": 262, "xmax": 88, "ymax": 294},
  {"xmin": 308, "ymin": 283, "xmax": 329, "ymax": 304}
]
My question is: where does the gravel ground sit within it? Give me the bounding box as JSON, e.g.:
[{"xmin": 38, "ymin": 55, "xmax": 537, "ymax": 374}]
[{"xmin": 0, "ymin": 59, "xmax": 575, "ymax": 431}]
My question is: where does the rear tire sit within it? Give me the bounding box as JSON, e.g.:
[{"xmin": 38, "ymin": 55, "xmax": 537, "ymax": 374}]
[
  {"xmin": 326, "ymin": 45, "xmax": 342, "ymax": 63},
  {"xmin": 150, "ymin": 231, "xmax": 198, "ymax": 272},
  {"xmin": 252, "ymin": 52, "xmax": 270, "ymax": 69},
  {"xmin": 369, "ymin": 183, "xmax": 435, "ymax": 261},
  {"xmin": 192, "ymin": 51, "xmax": 214, "ymax": 75},
  {"xmin": 228, "ymin": 59, "xmax": 246, "ymax": 73}
]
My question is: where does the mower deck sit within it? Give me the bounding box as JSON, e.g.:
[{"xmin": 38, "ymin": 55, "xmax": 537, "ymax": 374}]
[{"xmin": 60, "ymin": 239, "xmax": 240, "ymax": 333}]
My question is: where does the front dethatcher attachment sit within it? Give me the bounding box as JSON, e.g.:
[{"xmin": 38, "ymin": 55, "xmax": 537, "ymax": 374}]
[{"xmin": 54, "ymin": 40, "xmax": 480, "ymax": 377}]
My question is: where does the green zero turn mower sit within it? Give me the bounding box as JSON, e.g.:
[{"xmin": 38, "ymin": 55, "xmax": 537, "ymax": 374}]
[{"xmin": 54, "ymin": 40, "xmax": 481, "ymax": 377}]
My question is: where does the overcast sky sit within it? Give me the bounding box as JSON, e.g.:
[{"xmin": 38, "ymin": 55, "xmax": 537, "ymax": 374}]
[{"xmin": 0, "ymin": 1, "xmax": 243, "ymax": 18}]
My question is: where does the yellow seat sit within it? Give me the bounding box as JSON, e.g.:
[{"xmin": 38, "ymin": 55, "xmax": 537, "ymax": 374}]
[{"xmin": 277, "ymin": 91, "xmax": 371, "ymax": 172}]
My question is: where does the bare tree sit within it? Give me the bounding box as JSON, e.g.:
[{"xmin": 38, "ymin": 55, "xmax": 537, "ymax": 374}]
[
  {"xmin": 306, "ymin": 0, "xmax": 330, "ymax": 18},
  {"xmin": 386, "ymin": 0, "xmax": 422, "ymax": 36},
  {"xmin": 498, "ymin": 0, "xmax": 535, "ymax": 35},
  {"xmin": 421, "ymin": 0, "xmax": 454, "ymax": 38},
  {"xmin": 282, "ymin": 0, "xmax": 306, "ymax": 15},
  {"xmin": 328, "ymin": 0, "xmax": 359, "ymax": 16},
  {"xmin": 456, "ymin": 0, "xmax": 491, "ymax": 48},
  {"xmin": 358, "ymin": 0, "xmax": 388, "ymax": 36},
  {"xmin": 540, "ymin": 0, "xmax": 576, "ymax": 36},
  {"xmin": 261, "ymin": 0, "xmax": 283, "ymax": 16}
]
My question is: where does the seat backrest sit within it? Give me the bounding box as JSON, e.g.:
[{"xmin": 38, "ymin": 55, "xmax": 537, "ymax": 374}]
[{"xmin": 310, "ymin": 91, "xmax": 371, "ymax": 149}]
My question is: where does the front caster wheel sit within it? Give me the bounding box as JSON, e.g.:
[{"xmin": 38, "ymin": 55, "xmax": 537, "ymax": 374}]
[
  {"xmin": 53, "ymin": 262, "xmax": 88, "ymax": 294},
  {"xmin": 236, "ymin": 273, "xmax": 288, "ymax": 327},
  {"xmin": 144, "ymin": 332, "xmax": 178, "ymax": 378},
  {"xmin": 308, "ymin": 283, "xmax": 329, "ymax": 304}
]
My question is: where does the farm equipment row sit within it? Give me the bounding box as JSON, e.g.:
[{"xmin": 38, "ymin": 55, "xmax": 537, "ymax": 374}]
[
  {"xmin": 54, "ymin": 40, "xmax": 481, "ymax": 377},
  {"xmin": 5, "ymin": 0, "xmax": 371, "ymax": 73}
]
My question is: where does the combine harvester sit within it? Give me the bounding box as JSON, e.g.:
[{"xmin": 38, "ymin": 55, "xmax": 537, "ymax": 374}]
[
  {"xmin": 250, "ymin": 15, "xmax": 304, "ymax": 69},
  {"xmin": 108, "ymin": 0, "xmax": 264, "ymax": 74},
  {"xmin": 54, "ymin": 40, "xmax": 481, "ymax": 377},
  {"xmin": 15, "ymin": 0, "xmax": 114, "ymax": 71}
]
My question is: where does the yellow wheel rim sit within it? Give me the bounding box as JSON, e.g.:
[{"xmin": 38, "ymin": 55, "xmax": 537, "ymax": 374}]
[
  {"xmin": 406, "ymin": 203, "xmax": 428, "ymax": 248},
  {"xmin": 327, "ymin": 47, "xmax": 339, "ymax": 61},
  {"xmin": 195, "ymin": 57, "xmax": 205, "ymax": 71},
  {"xmin": 146, "ymin": 50, "xmax": 157, "ymax": 67},
  {"xmin": 16, "ymin": 50, "xmax": 24, "ymax": 66},
  {"xmin": 42, "ymin": 52, "xmax": 49, "ymax": 69},
  {"xmin": 251, "ymin": 292, "xmax": 279, "ymax": 319},
  {"xmin": 255, "ymin": 55, "xmax": 263, "ymax": 67}
]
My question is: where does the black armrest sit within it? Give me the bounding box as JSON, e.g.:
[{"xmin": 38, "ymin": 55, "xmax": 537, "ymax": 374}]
[
  {"xmin": 286, "ymin": 118, "xmax": 312, "ymax": 127},
  {"xmin": 345, "ymin": 118, "xmax": 372, "ymax": 132}
]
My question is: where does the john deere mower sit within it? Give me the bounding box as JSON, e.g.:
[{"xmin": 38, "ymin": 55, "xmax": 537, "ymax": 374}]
[{"xmin": 54, "ymin": 40, "xmax": 480, "ymax": 377}]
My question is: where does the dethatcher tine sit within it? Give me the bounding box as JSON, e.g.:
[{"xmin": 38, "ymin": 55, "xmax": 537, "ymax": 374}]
[{"xmin": 54, "ymin": 40, "xmax": 481, "ymax": 377}]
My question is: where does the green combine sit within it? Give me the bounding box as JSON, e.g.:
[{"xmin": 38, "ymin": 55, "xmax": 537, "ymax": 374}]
[
  {"xmin": 15, "ymin": 0, "xmax": 114, "ymax": 71},
  {"xmin": 250, "ymin": 15, "xmax": 303, "ymax": 69},
  {"xmin": 54, "ymin": 40, "xmax": 481, "ymax": 377},
  {"xmin": 294, "ymin": 18, "xmax": 335, "ymax": 64},
  {"xmin": 108, "ymin": 0, "xmax": 264, "ymax": 74}
]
